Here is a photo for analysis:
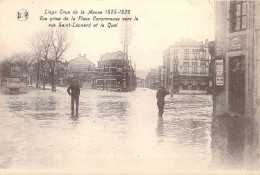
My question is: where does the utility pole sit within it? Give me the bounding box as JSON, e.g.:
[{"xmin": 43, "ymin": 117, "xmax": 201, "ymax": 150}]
[{"xmin": 121, "ymin": 15, "xmax": 132, "ymax": 91}]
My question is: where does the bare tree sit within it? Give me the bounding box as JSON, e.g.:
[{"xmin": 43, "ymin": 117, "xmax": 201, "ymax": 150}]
[
  {"xmin": 29, "ymin": 33, "xmax": 44, "ymax": 88},
  {"xmin": 49, "ymin": 29, "xmax": 70, "ymax": 91},
  {"xmin": 29, "ymin": 29, "xmax": 70, "ymax": 91},
  {"xmin": 15, "ymin": 52, "xmax": 35, "ymax": 84}
]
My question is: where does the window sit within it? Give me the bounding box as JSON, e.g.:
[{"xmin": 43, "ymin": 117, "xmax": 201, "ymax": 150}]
[
  {"xmin": 192, "ymin": 62, "xmax": 198, "ymax": 73},
  {"xmin": 200, "ymin": 52, "xmax": 205, "ymax": 61},
  {"xmin": 184, "ymin": 49, "xmax": 189, "ymax": 60},
  {"xmin": 173, "ymin": 63, "xmax": 178, "ymax": 72},
  {"xmin": 110, "ymin": 67, "xmax": 117, "ymax": 73},
  {"xmin": 200, "ymin": 63, "xmax": 206, "ymax": 74},
  {"xmin": 117, "ymin": 68, "xmax": 123, "ymax": 72},
  {"xmin": 183, "ymin": 62, "xmax": 189, "ymax": 73},
  {"xmin": 192, "ymin": 50, "xmax": 197, "ymax": 60},
  {"xmin": 230, "ymin": 1, "xmax": 247, "ymax": 32},
  {"xmin": 174, "ymin": 50, "xmax": 178, "ymax": 60}
]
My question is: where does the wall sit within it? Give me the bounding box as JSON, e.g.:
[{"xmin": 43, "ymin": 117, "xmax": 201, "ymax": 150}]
[
  {"xmin": 214, "ymin": 1, "xmax": 229, "ymax": 116},
  {"xmin": 253, "ymin": 2, "xmax": 260, "ymax": 128},
  {"xmin": 214, "ymin": 1, "xmax": 260, "ymax": 118}
]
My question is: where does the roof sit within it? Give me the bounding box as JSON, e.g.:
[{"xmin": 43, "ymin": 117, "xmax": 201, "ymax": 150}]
[
  {"xmin": 172, "ymin": 38, "xmax": 202, "ymax": 47},
  {"xmin": 99, "ymin": 51, "xmax": 127, "ymax": 61},
  {"xmin": 164, "ymin": 38, "xmax": 207, "ymax": 53},
  {"xmin": 68, "ymin": 55, "xmax": 95, "ymax": 72}
]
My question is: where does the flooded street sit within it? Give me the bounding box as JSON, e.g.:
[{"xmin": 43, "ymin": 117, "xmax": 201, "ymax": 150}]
[{"xmin": 0, "ymin": 88, "xmax": 258, "ymax": 173}]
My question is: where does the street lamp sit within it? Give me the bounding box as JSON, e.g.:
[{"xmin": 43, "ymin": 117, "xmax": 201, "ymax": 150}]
[{"xmin": 198, "ymin": 45, "xmax": 209, "ymax": 92}]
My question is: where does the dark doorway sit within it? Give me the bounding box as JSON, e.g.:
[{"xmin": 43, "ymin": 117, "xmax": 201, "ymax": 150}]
[{"xmin": 229, "ymin": 56, "xmax": 245, "ymax": 116}]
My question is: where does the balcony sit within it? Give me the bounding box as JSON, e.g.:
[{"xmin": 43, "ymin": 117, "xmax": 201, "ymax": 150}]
[{"xmin": 180, "ymin": 72, "xmax": 209, "ymax": 77}]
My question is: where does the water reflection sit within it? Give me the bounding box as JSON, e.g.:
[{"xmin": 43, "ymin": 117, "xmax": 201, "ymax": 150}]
[
  {"xmin": 8, "ymin": 96, "xmax": 29, "ymax": 112},
  {"xmin": 156, "ymin": 116, "xmax": 164, "ymax": 137},
  {"xmin": 32, "ymin": 95, "xmax": 57, "ymax": 111},
  {"xmin": 97, "ymin": 97, "xmax": 128, "ymax": 118},
  {"xmin": 211, "ymin": 114, "xmax": 260, "ymax": 170},
  {"xmin": 69, "ymin": 114, "xmax": 80, "ymax": 126},
  {"xmin": 154, "ymin": 95, "xmax": 213, "ymax": 169}
]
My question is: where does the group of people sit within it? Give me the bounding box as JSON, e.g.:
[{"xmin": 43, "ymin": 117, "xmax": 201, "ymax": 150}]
[{"xmin": 67, "ymin": 80, "xmax": 169, "ymax": 117}]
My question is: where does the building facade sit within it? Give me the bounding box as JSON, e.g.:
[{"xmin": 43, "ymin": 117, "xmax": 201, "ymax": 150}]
[
  {"xmin": 214, "ymin": 1, "xmax": 260, "ymax": 168},
  {"xmin": 92, "ymin": 51, "xmax": 136, "ymax": 92},
  {"xmin": 163, "ymin": 38, "xmax": 210, "ymax": 94},
  {"xmin": 145, "ymin": 66, "xmax": 163, "ymax": 90},
  {"xmin": 56, "ymin": 61, "xmax": 69, "ymax": 87},
  {"xmin": 214, "ymin": 1, "xmax": 260, "ymax": 119},
  {"xmin": 163, "ymin": 49, "xmax": 171, "ymax": 90},
  {"xmin": 68, "ymin": 54, "xmax": 95, "ymax": 88},
  {"xmin": 136, "ymin": 77, "xmax": 145, "ymax": 88}
]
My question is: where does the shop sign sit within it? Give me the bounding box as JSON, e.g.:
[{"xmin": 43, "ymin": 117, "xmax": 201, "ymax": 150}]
[
  {"xmin": 229, "ymin": 35, "xmax": 246, "ymax": 51},
  {"xmin": 215, "ymin": 60, "xmax": 224, "ymax": 86}
]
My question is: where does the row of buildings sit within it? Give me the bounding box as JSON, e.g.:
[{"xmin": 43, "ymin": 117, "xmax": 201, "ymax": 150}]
[
  {"xmin": 144, "ymin": 0, "xmax": 260, "ymax": 120},
  {"xmin": 68, "ymin": 52, "xmax": 136, "ymax": 91},
  {"xmin": 144, "ymin": 0, "xmax": 260, "ymax": 121},
  {"xmin": 1, "ymin": 51, "xmax": 136, "ymax": 92},
  {"xmin": 145, "ymin": 38, "xmax": 214, "ymax": 94},
  {"xmin": 145, "ymin": 67, "xmax": 162, "ymax": 90},
  {"xmin": 144, "ymin": 0, "xmax": 260, "ymax": 167}
]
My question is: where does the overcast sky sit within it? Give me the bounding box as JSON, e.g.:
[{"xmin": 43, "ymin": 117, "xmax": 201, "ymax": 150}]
[{"xmin": 0, "ymin": 0, "xmax": 215, "ymax": 70}]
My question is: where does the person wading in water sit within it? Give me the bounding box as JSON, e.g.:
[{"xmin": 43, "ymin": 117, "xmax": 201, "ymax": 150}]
[
  {"xmin": 156, "ymin": 86, "xmax": 169, "ymax": 117},
  {"xmin": 67, "ymin": 79, "xmax": 80, "ymax": 116}
]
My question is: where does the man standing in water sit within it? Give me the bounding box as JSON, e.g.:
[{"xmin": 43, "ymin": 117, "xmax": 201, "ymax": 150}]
[
  {"xmin": 67, "ymin": 79, "xmax": 80, "ymax": 116},
  {"xmin": 156, "ymin": 86, "xmax": 169, "ymax": 117}
]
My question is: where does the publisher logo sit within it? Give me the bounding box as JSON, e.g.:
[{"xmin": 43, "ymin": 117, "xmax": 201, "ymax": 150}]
[{"xmin": 17, "ymin": 9, "xmax": 29, "ymax": 21}]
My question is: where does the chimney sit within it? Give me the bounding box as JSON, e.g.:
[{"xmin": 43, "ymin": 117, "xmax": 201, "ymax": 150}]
[
  {"xmin": 83, "ymin": 54, "xmax": 86, "ymax": 57},
  {"xmin": 78, "ymin": 54, "xmax": 81, "ymax": 57}
]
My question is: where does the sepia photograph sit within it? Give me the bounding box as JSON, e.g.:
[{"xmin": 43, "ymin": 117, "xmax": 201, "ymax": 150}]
[{"xmin": 0, "ymin": 0, "xmax": 260, "ymax": 174}]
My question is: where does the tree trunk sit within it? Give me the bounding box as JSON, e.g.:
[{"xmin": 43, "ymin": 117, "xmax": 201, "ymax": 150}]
[
  {"xmin": 36, "ymin": 61, "xmax": 40, "ymax": 88},
  {"xmin": 43, "ymin": 80, "xmax": 45, "ymax": 90},
  {"xmin": 52, "ymin": 61, "xmax": 56, "ymax": 92},
  {"xmin": 51, "ymin": 68, "xmax": 55, "ymax": 91},
  {"xmin": 43, "ymin": 71, "xmax": 46, "ymax": 90},
  {"xmin": 26, "ymin": 68, "xmax": 28, "ymax": 85}
]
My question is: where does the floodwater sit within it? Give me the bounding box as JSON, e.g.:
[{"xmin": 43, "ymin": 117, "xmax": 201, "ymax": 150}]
[{"xmin": 0, "ymin": 87, "xmax": 259, "ymax": 174}]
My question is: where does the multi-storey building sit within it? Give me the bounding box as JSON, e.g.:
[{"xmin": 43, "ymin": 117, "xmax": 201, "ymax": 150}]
[
  {"xmin": 92, "ymin": 51, "xmax": 136, "ymax": 92},
  {"xmin": 136, "ymin": 77, "xmax": 145, "ymax": 88},
  {"xmin": 213, "ymin": 1, "xmax": 260, "ymax": 169},
  {"xmin": 163, "ymin": 38, "xmax": 210, "ymax": 93},
  {"xmin": 214, "ymin": 1, "xmax": 260, "ymax": 118},
  {"xmin": 163, "ymin": 49, "xmax": 171, "ymax": 90},
  {"xmin": 68, "ymin": 54, "xmax": 95, "ymax": 88},
  {"xmin": 145, "ymin": 67, "xmax": 162, "ymax": 90}
]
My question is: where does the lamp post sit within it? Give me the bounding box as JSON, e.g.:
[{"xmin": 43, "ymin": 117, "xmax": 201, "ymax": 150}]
[{"xmin": 198, "ymin": 45, "xmax": 208, "ymax": 91}]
